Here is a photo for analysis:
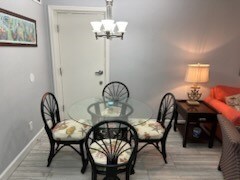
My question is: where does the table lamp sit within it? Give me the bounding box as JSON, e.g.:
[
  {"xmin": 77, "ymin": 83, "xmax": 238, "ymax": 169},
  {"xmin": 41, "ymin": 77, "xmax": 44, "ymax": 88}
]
[{"xmin": 185, "ymin": 63, "xmax": 210, "ymax": 105}]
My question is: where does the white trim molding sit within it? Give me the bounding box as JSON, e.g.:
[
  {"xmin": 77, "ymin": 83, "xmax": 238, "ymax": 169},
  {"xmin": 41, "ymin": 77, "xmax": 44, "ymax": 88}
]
[{"xmin": 0, "ymin": 128, "xmax": 44, "ymax": 180}]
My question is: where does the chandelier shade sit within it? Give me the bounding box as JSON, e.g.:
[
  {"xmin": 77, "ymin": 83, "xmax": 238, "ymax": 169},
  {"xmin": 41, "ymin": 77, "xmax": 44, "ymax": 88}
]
[
  {"xmin": 116, "ymin": 21, "xmax": 128, "ymax": 32},
  {"xmin": 90, "ymin": 0, "xmax": 128, "ymax": 40},
  {"xmin": 101, "ymin": 20, "xmax": 115, "ymax": 32},
  {"xmin": 90, "ymin": 22, "xmax": 102, "ymax": 33}
]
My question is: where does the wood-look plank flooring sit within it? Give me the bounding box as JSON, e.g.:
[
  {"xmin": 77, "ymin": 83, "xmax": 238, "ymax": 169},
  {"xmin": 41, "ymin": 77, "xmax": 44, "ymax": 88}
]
[{"xmin": 8, "ymin": 129, "xmax": 223, "ymax": 180}]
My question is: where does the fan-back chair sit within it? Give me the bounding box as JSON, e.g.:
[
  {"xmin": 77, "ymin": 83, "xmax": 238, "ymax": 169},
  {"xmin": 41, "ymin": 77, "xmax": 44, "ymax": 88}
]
[{"xmin": 40, "ymin": 92, "xmax": 90, "ymax": 173}]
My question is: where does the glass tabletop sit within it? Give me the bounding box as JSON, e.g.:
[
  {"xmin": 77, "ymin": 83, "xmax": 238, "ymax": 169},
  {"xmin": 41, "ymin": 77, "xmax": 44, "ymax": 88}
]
[{"xmin": 68, "ymin": 97, "xmax": 153, "ymax": 126}]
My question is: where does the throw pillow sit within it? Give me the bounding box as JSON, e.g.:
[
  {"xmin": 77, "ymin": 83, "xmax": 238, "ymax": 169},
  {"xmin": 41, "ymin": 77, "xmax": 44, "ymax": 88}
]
[{"xmin": 225, "ymin": 94, "xmax": 240, "ymax": 111}]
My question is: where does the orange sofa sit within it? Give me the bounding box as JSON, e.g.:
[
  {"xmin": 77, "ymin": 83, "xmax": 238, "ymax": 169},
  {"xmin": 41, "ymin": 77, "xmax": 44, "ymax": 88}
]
[{"xmin": 204, "ymin": 85, "xmax": 240, "ymax": 140}]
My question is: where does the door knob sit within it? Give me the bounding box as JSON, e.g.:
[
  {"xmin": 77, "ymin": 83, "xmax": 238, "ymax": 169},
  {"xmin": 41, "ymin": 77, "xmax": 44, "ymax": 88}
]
[{"xmin": 95, "ymin": 70, "xmax": 103, "ymax": 75}]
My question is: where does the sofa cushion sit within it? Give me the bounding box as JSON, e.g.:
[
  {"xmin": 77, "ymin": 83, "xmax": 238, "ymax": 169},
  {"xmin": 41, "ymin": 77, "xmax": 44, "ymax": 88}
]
[
  {"xmin": 225, "ymin": 94, "xmax": 240, "ymax": 111},
  {"xmin": 213, "ymin": 85, "xmax": 240, "ymax": 102}
]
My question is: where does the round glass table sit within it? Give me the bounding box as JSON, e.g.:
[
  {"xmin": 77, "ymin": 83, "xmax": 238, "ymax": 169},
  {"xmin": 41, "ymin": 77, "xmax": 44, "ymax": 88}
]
[{"xmin": 68, "ymin": 97, "xmax": 153, "ymax": 126}]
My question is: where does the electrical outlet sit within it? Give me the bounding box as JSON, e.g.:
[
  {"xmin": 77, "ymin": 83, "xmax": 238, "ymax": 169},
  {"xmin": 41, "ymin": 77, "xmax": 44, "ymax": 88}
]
[{"xmin": 29, "ymin": 121, "xmax": 33, "ymax": 131}]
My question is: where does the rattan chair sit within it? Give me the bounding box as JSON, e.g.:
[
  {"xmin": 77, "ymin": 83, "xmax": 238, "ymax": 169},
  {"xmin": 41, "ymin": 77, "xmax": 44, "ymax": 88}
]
[
  {"xmin": 129, "ymin": 93, "xmax": 176, "ymax": 163},
  {"xmin": 85, "ymin": 120, "xmax": 138, "ymax": 180},
  {"xmin": 218, "ymin": 115, "xmax": 240, "ymax": 180},
  {"xmin": 102, "ymin": 81, "xmax": 129, "ymax": 101},
  {"xmin": 40, "ymin": 92, "xmax": 91, "ymax": 173}
]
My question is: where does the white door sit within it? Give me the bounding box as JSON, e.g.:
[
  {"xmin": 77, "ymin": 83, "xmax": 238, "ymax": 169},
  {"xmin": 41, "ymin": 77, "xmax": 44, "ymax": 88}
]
[{"xmin": 57, "ymin": 12, "xmax": 107, "ymax": 118}]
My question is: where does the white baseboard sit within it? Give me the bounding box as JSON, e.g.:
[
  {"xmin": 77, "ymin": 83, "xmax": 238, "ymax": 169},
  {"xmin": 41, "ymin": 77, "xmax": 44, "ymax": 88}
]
[{"xmin": 0, "ymin": 128, "xmax": 44, "ymax": 180}]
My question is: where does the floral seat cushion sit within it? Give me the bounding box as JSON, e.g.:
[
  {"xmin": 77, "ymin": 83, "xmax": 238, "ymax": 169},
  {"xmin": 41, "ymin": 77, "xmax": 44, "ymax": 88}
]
[
  {"xmin": 90, "ymin": 139, "xmax": 132, "ymax": 165},
  {"xmin": 129, "ymin": 119, "xmax": 165, "ymax": 140},
  {"xmin": 101, "ymin": 106, "xmax": 121, "ymax": 117},
  {"xmin": 52, "ymin": 119, "xmax": 92, "ymax": 141}
]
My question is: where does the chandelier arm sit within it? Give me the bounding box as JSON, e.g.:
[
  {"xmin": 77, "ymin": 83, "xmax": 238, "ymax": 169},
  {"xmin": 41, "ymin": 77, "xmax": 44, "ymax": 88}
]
[
  {"xmin": 95, "ymin": 34, "xmax": 106, "ymax": 38},
  {"xmin": 95, "ymin": 32, "xmax": 124, "ymax": 40},
  {"xmin": 95, "ymin": 33, "xmax": 98, "ymax": 40},
  {"xmin": 110, "ymin": 33, "xmax": 124, "ymax": 39},
  {"xmin": 106, "ymin": 31, "xmax": 111, "ymax": 39},
  {"xmin": 121, "ymin": 33, "xmax": 124, "ymax": 40}
]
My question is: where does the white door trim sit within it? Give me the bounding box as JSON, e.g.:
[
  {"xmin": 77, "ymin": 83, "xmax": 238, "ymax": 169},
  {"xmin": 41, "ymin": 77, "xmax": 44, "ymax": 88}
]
[{"xmin": 48, "ymin": 5, "xmax": 110, "ymax": 118}]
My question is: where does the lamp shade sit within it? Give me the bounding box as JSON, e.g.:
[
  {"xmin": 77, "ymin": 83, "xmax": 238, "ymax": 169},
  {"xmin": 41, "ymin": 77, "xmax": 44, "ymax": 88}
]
[{"xmin": 185, "ymin": 63, "xmax": 210, "ymax": 83}]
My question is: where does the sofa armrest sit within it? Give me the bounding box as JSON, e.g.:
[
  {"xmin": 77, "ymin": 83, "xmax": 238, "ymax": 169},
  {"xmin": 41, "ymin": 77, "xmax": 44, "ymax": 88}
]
[
  {"xmin": 218, "ymin": 115, "xmax": 240, "ymax": 143},
  {"xmin": 218, "ymin": 115, "xmax": 240, "ymax": 180},
  {"xmin": 204, "ymin": 96, "xmax": 240, "ymax": 126},
  {"xmin": 237, "ymin": 126, "xmax": 240, "ymax": 133}
]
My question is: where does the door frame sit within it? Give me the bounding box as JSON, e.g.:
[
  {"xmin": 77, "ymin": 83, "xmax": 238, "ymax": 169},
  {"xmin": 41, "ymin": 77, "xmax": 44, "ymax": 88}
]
[{"xmin": 48, "ymin": 5, "xmax": 110, "ymax": 118}]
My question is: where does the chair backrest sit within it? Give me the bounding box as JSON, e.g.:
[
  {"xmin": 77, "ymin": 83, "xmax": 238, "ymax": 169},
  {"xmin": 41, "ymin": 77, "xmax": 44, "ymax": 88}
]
[
  {"xmin": 102, "ymin": 81, "xmax": 129, "ymax": 101},
  {"xmin": 85, "ymin": 120, "xmax": 138, "ymax": 177},
  {"xmin": 157, "ymin": 93, "xmax": 176, "ymax": 132},
  {"xmin": 40, "ymin": 92, "xmax": 60, "ymax": 131}
]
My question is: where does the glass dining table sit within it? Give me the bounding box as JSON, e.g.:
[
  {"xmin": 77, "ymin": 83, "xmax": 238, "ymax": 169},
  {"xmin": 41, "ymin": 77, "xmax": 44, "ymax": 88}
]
[{"xmin": 68, "ymin": 97, "xmax": 153, "ymax": 126}]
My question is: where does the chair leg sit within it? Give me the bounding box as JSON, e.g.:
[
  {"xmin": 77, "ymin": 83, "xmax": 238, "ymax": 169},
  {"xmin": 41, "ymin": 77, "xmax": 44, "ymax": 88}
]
[
  {"xmin": 137, "ymin": 143, "xmax": 149, "ymax": 153},
  {"xmin": 47, "ymin": 142, "xmax": 55, "ymax": 167},
  {"xmin": 80, "ymin": 141, "xmax": 88, "ymax": 173},
  {"xmin": 152, "ymin": 142, "xmax": 167, "ymax": 164},
  {"xmin": 55, "ymin": 143, "xmax": 60, "ymax": 151},
  {"xmin": 92, "ymin": 170, "xmax": 97, "ymax": 180},
  {"xmin": 126, "ymin": 169, "xmax": 130, "ymax": 180},
  {"xmin": 130, "ymin": 154, "xmax": 136, "ymax": 175},
  {"xmin": 131, "ymin": 168, "xmax": 135, "ymax": 175},
  {"xmin": 161, "ymin": 141, "xmax": 167, "ymax": 164}
]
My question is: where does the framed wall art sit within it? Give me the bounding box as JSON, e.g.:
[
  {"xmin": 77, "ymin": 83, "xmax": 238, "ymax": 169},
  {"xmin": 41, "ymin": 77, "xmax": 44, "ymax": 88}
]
[
  {"xmin": 0, "ymin": 8, "xmax": 37, "ymax": 46},
  {"xmin": 32, "ymin": 0, "xmax": 41, "ymax": 5}
]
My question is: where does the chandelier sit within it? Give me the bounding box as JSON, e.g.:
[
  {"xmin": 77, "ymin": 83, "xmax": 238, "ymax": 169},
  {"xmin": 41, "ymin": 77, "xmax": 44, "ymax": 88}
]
[{"xmin": 90, "ymin": 0, "xmax": 128, "ymax": 40}]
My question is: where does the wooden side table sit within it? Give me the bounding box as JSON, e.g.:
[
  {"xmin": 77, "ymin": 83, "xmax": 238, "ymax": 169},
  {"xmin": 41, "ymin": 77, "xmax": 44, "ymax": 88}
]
[{"xmin": 174, "ymin": 100, "xmax": 218, "ymax": 148}]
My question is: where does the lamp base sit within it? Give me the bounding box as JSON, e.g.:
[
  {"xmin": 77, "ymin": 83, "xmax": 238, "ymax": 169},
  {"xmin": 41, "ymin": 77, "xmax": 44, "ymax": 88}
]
[
  {"xmin": 187, "ymin": 85, "xmax": 202, "ymax": 105},
  {"xmin": 186, "ymin": 100, "xmax": 200, "ymax": 106}
]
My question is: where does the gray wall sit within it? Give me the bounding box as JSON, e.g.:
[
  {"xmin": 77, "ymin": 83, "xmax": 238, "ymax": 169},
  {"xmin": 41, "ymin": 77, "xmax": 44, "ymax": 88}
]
[
  {"xmin": 45, "ymin": 0, "xmax": 240, "ymax": 113},
  {"xmin": 0, "ymin": 0, "xmax": 52, "ymax": 174},
  {"xmin": 1, "ymin": 0, "xmax": 240, "ymax": 175}
]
